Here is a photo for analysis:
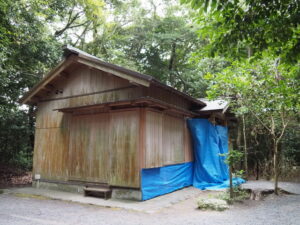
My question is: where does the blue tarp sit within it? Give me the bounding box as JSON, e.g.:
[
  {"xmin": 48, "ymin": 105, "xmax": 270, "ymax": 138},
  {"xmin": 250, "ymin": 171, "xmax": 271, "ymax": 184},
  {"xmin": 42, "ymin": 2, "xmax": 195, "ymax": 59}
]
[
  {"xmin": 140, "ymin": 118, "xmax": 245, "ymax": 200},
  {"xmin": 141, "ymin": 162, "xmax": 193, "ymax": 200},
  {"xmin": 188, "ymin": 119, "xmax": 245, "ymax": 190}
]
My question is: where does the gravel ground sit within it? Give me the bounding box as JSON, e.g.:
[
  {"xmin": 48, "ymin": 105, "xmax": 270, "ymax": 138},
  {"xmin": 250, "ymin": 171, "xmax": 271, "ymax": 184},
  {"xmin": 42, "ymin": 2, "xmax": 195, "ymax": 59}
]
[{"xmin": 0, "ymin": 192, "xmax": 299, "ymax": 225}]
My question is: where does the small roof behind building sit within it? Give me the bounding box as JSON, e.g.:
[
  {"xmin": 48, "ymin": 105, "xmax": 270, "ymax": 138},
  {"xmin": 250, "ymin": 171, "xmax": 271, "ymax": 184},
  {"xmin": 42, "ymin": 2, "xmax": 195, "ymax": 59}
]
[{"xmin": 197, "ymin": 99, "xmax": 229, "ymax": 114}]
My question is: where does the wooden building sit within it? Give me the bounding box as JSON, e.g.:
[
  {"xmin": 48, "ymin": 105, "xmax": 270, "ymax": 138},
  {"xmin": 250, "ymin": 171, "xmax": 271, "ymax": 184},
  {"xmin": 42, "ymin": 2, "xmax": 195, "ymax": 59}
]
[{"xmin": 20, "ymin": 46, "xmax": 222, "ymax": 200}]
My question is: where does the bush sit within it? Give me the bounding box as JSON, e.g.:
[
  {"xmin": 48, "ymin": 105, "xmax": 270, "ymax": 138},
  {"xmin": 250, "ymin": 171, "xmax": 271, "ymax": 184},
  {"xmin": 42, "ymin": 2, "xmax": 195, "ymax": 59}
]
[
  {"xmin": 9, "ymin": 151, "xmax": 33, "ymax": 171},
  {"xmin": 218, "ymin": 187, "xmax": 250, "ymax": 204},
  {"xmin": 197, "ymin": 198, "xmax": 229, "ymax": 211}
]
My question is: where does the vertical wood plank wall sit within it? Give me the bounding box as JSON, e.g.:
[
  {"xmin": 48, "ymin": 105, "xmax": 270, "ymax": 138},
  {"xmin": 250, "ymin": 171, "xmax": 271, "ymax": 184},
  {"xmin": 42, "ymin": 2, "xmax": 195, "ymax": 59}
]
[
  {"xmin": 109, "ymin": 110, "xmax": 140, "ymax": 187},
  {"xmin": 68, "ymin": 113, "xmax": 110, "ymax": 183},
  {"xmin": 33, "ymin": 64, "xmax": 194, "ymax": 189},
  {"xmin": 68, "ymin": 110, "xmax": 140, "ymax": 188},
  {"xmin": 33, "ymin": 66, "xmax": 142, "ymax": 187},
  {"xmin": 144, "ymin": 110, "xmax": 193, "ymax": 168}
]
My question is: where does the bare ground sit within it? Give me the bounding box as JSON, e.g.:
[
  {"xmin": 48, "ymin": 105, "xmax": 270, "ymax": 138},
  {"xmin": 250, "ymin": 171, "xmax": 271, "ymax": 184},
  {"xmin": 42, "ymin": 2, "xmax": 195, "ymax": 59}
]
[{"xmin": 0, "ymin": 188, "xmax": 299, "ymax": 225}]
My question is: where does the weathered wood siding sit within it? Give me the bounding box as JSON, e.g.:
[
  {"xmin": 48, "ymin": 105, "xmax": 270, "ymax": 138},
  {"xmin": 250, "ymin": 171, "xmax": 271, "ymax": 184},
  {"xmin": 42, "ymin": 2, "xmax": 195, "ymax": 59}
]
[
  {"xmin": 33, "ymin": 125, "xmax": 69, "ymax": 180},
  {"xmin": 68, "ymin": 113, "xmax": 110, "ymax": 183},
  {"xmin": 67, "ymin": 110, "xmax": 140, "ymax": 187},
  {"xmin": 146, "ymin": 85, "xmax": 191, "ymax": 110},
  {"xmin": 33, "ymin": 66, "xmax": 142, "ymax": 187},
  {"xmin": 144, "ymin": 110, "xmax": 193, "ymax": 168},
  {"xmin": 33, "ymin": 64, "xmax": 193, "ymax": 188},
  {"xmin": 109, "ymin": 110, "xmax": 140, "ymax": 187}
]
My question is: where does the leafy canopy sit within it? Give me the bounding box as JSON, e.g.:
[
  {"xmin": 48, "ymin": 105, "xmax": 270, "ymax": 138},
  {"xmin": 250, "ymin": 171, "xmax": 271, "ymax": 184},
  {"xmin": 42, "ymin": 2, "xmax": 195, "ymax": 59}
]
[{"xmin": 181, "ymin": 0, "xmax": 300, "ymax": 62}]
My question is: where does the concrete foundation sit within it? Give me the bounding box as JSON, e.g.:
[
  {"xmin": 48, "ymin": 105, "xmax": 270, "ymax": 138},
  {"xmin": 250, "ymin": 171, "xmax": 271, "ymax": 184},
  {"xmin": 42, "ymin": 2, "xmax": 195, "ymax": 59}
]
[
  {"xmin": 33, "ymin": 181, "xmax": 84, "ymax": 194},
  {"xmin": 111, "ymin": 188, "xmax": 142, "ymax": 201},
  {"xmin": 32, "ymin": 181, "xmax": 142, "ymax": 201}
]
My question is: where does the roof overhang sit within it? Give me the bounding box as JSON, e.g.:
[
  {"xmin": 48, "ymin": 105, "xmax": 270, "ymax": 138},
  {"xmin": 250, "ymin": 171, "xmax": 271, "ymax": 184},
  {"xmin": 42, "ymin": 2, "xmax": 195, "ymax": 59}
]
[
  {"xmin": 54, "ymin": 97, "xmax": 198, "ymax": 117},
  {"xmin": 19, "ymin": 45, "xmax": 206, "ymax": 108}
]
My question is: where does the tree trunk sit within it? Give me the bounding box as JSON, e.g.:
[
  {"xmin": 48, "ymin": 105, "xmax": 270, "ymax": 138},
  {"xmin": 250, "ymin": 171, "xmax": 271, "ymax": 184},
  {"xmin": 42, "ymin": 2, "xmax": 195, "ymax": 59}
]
[
  {"xmin": 168, "ymin": 42, "xmax": 176, "ymax": 85},
  {"xmin": 242, "ymin": 115, "xmax": 248, "ymax": 178},
  {"xmin": 228, "ymin": 136, "xmax": 233, "ymax": 199},
  {"xmin": 274, "ymin": 141, "xmax": 279, "ymax": 195},
  {"xmin": 229, "ymin": 163, "xmax": 233, "ymax": 199}
]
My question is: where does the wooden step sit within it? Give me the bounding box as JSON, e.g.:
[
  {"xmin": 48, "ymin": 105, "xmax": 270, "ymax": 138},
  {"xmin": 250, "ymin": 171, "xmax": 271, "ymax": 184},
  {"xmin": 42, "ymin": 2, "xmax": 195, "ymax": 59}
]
[{"xmin": 84, "ymin": 186, "xmax": 112, "ymax": 200}]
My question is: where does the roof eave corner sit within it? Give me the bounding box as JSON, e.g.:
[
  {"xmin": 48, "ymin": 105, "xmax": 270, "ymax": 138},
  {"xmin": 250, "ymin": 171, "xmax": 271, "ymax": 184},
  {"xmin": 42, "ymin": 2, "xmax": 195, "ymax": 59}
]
[{"xmin": 18, "ymin": 54, "xmax": 78, "ymax": 105}]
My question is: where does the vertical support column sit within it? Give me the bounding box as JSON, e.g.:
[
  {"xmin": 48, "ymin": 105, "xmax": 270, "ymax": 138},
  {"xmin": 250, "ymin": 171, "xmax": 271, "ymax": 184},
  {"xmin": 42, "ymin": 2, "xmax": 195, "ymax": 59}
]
[{"xmin": 139, "ymin": 108, "xmax": 146, "ymax": 169}]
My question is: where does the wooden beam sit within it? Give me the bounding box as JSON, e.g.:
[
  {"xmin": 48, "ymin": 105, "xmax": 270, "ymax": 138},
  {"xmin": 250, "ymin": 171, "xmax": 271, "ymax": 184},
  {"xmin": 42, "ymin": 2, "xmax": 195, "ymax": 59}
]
[
  {"xmin": 139, "ymin": 108, "xmax": 146, "ymax": 169},
  {"xmin": 19, "ymin": 55, "xmax": 78, "ymax": 104}
]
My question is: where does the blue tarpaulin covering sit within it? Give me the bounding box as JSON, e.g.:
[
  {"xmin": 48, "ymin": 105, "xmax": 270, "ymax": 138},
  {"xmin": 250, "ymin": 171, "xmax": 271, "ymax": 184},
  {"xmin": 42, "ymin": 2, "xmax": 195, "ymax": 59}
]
[
  {"xmin": 141, "ymin": 162, "xmax": 193, "ymax": 200},
  {"xmin": 188, "ymin": 119, "xmax": 245, "ymax": 190},
  {"xmin": 140, "ymin": 118, "xmax": 245, "ymax": 200}
]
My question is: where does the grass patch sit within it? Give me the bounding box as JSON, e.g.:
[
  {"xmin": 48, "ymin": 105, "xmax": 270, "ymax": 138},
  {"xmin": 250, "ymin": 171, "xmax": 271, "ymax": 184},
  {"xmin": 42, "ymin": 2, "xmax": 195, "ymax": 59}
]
[{"xmin": 0, "ymin": 190, "xmax": 3, "ymax": 194}]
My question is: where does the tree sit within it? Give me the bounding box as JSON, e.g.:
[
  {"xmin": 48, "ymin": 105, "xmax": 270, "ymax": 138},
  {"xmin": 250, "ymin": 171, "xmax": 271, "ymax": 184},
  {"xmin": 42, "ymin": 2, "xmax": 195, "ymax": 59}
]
[
  {"xmin": 181, "ymin": 0, "xmax": 300, "ymax": 62},
  {"xmin": 0, "ymin": 0, "xmax": 65, "ymax": 168},
  {"xmin": 205, "ymin": 57, "xmax": 299, "ymax": 194},
  {"xmin": 82, "ymin": 0, "xmax": 229, "ymax": 97}
]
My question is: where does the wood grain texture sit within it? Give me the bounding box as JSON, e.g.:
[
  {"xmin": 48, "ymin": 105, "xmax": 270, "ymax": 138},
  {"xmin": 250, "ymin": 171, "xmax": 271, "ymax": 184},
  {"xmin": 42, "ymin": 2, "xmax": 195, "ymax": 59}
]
[
  {"xmin": 163, "ymin": 114, "xmax": 185, "ymax": 165},
  {"xmin": 33, "ymin": 127, "xmax": 69, "ymax": 180},
  {"xmin": 143, "ymin": 110, "xmax": 193, "ymax": 168},
  {"xmin": 32, "ymin": 64, "xmax": 194, "ymax": 188},
  {"xmin": 68, "ymin": 113, "xmax": 110, "ymax": 183},
  {"xmin": 144, "ymin": 111, "xmax": 163, "ymax": 168},
  {"xmin": 109, "ymin": 110, "xmax": 140, "ymax": 187}
]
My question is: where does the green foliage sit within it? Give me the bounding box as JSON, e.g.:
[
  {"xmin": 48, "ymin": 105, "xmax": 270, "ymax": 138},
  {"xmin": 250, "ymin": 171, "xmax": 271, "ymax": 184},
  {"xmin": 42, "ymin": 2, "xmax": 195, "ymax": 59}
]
[
  {"xmin": 181, "ymin": 0, "xmax": 300, "ymax": 62},
  {"xmin": 0, "ymin": 0, "xmax": 62, "ymax": 170},
  {"xmin": 282, "ymin": 124, "xmax": 300, "ymax": 164},
  {"xmin": 0, "ymin": 108, "xmax": 33, "ymax": 170},
  {"xmin": 197, "ymin": 197, "xmax": 229, "ymax": 211},
  {"xmin": 83, "ymin": 1, "xmax": 211, "ymax": 97},
  {"xmin": 205, "ymin": 57, "xmax": 299, "ymax": 137},
  {"xmin": 218, "ymin": 187, "xmax": 250, "ymax": 204},
  {"xmin": 222, "ymin": 150, "xmax": 244, "ymax": 167}
]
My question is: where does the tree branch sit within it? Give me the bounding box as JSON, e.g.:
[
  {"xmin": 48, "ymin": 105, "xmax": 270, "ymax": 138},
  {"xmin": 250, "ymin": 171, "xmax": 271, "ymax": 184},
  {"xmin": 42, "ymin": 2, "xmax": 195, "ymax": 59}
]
[
  {"xmin": 276, "ymin": 111, "xmax": 290, "ymax": 143},
  {"xmin": 249, "ymin": 109, "xmax": 272, "ymax": 133},
  {"xmin": 55, "ymin": 11, "xmax": 84, "ymax": 37}
]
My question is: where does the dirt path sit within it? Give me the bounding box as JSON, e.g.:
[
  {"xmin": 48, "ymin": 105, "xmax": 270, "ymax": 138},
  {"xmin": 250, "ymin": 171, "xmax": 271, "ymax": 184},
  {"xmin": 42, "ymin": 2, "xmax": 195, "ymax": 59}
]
[{"xmin": 0, "ymin": 191, "xmax": 299, "ymax": 225}]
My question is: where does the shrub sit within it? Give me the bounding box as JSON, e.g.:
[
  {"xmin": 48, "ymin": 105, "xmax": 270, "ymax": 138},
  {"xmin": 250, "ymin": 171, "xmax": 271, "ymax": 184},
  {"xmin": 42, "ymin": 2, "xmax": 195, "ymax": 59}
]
[
  {"xmin": 197, "ymin": 198, "xmax": 229, "ymax": 211},
  {"xmin": 218, "ymin": 187, "xmax": 250, "ymax": 204}
]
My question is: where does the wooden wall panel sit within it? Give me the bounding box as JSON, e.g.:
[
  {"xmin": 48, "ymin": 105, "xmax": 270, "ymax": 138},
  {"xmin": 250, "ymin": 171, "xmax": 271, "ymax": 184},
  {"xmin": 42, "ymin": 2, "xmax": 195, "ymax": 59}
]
[
  {"xmin": 109, "ymin": 110, "xmax": 140, "ymax": 188},
  {"xmin": 68, "ymin": 113, "xmax": 110, "ymax": 183},
  {"xmin": 36, "ymin": 100, "xmax": 69, "ymax": 129},
  {"xmin": 45, "ymin": 67, "xmax": 130, "ymax": 101},
  {"xmin": 163, "ymin": 114, "xmax": 185, "ymax": 165},
  {"xmin": 32, "ymin": 64, "xmax": 194, "ymax": 187},
  {"xmin": 143, "ymin": 110, "xmax": 193, "ymax": 169},
  {"xmin": 146, "ymin": 85, "xmax": 191, "ymax": 110},
  {"xmin": 184, "ymin": 121, "xmax": 194, "ymax": 162},
  {"xmin": 33, "ymin": 127, "xmax": 69, "ymax": 180},
  {"xmin": 144, "ymin": 111, "xmax": 163, "ymax": 168}
]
